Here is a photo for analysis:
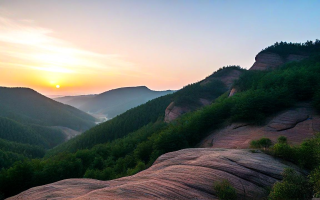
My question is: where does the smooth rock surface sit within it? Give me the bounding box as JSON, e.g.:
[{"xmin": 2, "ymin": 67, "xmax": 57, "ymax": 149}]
[
  {"xmin": 200, "ymin": 104, "xmax": 320, "ymax": 149},
  {"xmin": 8, "ymin": 149, "xmax": 301, "ymax": 200},
  {"xmin": 268, "ymin": 108, "xmax": 309, "ymax": 131}
]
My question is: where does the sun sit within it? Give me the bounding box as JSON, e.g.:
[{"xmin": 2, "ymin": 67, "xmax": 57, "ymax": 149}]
[{"xmin": 56, "ymin": 85, "xmax": 60, "ymax": 89}]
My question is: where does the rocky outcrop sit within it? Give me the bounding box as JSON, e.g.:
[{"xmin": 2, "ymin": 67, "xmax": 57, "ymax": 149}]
[
  {"xmin": 200, "ymin": 104, "xmax": 320, "ymax": 149},
  {"xmin": 229, "ymin": 88, "xmax": 237, "ymax": 97},
  {"xmin": 8, "ymin": 149, "xmax": 303, "ymax": 200},
  {"xmin": 250, "ymin": 52, "xmax": 308, "ymax": 71},
  {"xmin": 228, "ymin": 52, "xmax": 308, "ymax": 97},
  {"xmin": 268, "ymin": 108, "xmax": 309, "ymax": 131},
  {"xmin": 201, "ymin": 69, "xmax": 243, "ymax": 88},
  {"xmin": 165, "ymin": 69, "xmax": 243, "ymax": 122},
  {"xmin": 164, "ymin": 102, "xmax": 191, "ymax": 122}
]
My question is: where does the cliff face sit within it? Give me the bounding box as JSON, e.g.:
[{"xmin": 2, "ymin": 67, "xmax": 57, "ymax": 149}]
[
  {"xmin": 165, "ymin": 69, "xmax": 243, "ymax": 122},
  {"xmin": 164, "ymin": 102, "xmax": 191, "ymax": 123},
  {"xmin": 250, "ymin": 52, "xmax": 308, "ymax": 71},
  {"xmin": 8, "ymin": 148, "xmax": 303, "ymax": 200},
  {"xmin": 228, "ymin": 52, "xmax": 308, "ymax": 97}
]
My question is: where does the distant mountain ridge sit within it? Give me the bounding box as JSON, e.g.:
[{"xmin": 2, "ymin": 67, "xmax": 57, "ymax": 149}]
[
  {"xmin": 0, "ymin": 87, "xmax": 97, "ymax": 169},
  {"xmin": 0, "ymin": 87, "xmax": 96, "ymax": 131},
  {"xmin": 55, "ymin": 86, "xmax": 175, "ymax": 119}
]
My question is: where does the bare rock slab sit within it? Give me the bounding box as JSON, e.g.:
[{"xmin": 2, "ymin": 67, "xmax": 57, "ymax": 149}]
[{"xmin": 8, "ymin": 149, "xmax": 301, "ymax": 200}]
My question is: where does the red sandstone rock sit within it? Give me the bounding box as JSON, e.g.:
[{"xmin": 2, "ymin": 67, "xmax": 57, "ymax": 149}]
[
  {"xmin": 250, "ymin": 52, "xmax": 308, "ymax": 71},
  {"xmin": 165, "ymin": 69, "xmax": 243, "ymax": 122},
  {"xmin": 164, "ymin": 102, "xmax": 191, "ymax": 123},
  {"xmin": 228, "ymin": 52, "xmax": 308, "ymax": 97},
  {"xmin": 200, "ymin": 104, "xmax": 319, "ymax": 149},
  {"xmin": 8, "ymin": 149, "xmax": 302, "ymax": 200}
]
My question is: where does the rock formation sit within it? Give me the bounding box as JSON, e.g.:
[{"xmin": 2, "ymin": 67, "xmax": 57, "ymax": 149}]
[
  {"xmin": 8, "ymin": 148, "xmax": 303, "ymax": 200},
  {"xmin": 164, "ymin": 102, "xmax": 191, "ymax": 123},
  {"xmin": 200, "ymin": 104, "xmax": 320, "ymax": 149},
  {"xmin": 165, "ymin": 68, "xmax": 243, "ymax": 122},
  {"xmin": 228, "ymin": 52, "xmax": 308, "ymax": 97},
  {"xmin": 250, "ymin": 52, "xmax": 308, "ymax": 71}
]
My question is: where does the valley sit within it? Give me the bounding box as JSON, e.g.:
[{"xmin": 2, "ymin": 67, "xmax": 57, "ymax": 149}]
[{"xmin": 1, "ymin": 41, "xmax": 320, "ymax": 199}]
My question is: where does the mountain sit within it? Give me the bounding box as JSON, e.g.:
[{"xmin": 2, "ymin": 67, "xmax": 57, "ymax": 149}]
[
  {"xmin": 165, "ymin": 66, "xmax": 244, "ymax": 122},
  {"xmin": 0, "ymin": 87, "xmax": 97, "ymax": 170},
  {"xmin": 54, "ymin": 94, "xmax": 96, "ymax": 108},
  {"xmin": 0, "ymin": 87, "xmax": 96, "ymax": 131},
  {"xmin": 2, "ymin": 40, "xmax": 320, "ymax": 199},
  {"xmin": 55, "ymin": 86, "xmax": 175, "ymax": 119}
]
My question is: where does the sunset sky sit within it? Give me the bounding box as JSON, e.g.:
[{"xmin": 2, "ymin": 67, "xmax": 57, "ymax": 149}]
[{"xmin": 0, "ymin": 0, "xmax": 319, "ymax": 96}]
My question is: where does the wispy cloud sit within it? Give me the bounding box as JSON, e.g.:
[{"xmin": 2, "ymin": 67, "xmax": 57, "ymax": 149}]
[{"xmin": 0, "ymin": 15, "xmax": 135, "ymax": 74}]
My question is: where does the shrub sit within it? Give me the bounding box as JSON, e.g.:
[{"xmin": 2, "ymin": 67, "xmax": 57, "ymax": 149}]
[
  {"xmin": 309, "ymin": 167, "xmax": 320, "ymax": 198},
  {"xmin": 214, "ymin": 179, "xmax": 237, "ymax": 200},
  {"xmin": 278, "ymin": 136, "xmax": 287, "ymax": 144},
  {"xmin": 250, "ymin": 138, "xmax": 272, "ymax": 149},
  {"xmin": 269, "ymin": 168, "xmax": 312, "ymax": 200}
]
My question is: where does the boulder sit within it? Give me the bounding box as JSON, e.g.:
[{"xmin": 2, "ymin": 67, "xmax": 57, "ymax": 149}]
[{"xmin": 8, "ymin": 149, "xmax": 302, "ymax": 200}]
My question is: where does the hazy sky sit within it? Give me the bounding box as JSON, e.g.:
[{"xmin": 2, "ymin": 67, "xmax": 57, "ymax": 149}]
[{"xmin": 0, "ymin": 0, "xmax": 319, "ymax": 96}]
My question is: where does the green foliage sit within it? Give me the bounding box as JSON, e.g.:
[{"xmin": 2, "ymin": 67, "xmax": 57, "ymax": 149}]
[
  {"xmin": 173, "ymin": 66, "xmax": 244, "ymax": 107},
  {"xmin": 278, "ymin": 136, "xmax": 287, "ymax": 144},
  {"xmin": 309, "ymin": 167, "xmax": 320, "ymax": 198},
  {"xmin": 47, "ymin": 94, "xmax": 173, "ymax": 155},
  {"xmin": 0, "ymin": 150, "xmax": 26, "ymax": 170},
  {"xmin": 0, "ymin": 117, "xmax": 65, "ymax": 149},
  {"xmin": 0, "ymin": 87, "xmax": 96, "ymax": 131},
  {"xmin": 261, "ymin": 40, "xmax": 320, "ymax": 58},
  {"xmin": 268, "ymin": 135, "xmax": 320, "ymax": 198},
  {"xmin": 269, "ymin": 168, "xmax": 312, "ymax": 200},
  {"xmin": 250, "ymin": 138, "xmax": 272, "ymax": 149},
  {"xmin": 313, "ymin": 89, "xmax": 320, "ymax": 112},
  {"xmin": 214, "ymin": 179, "xmax": 237, "ymax": 200},
  {"xmin": 0, "ymin": 138, "xmax": 44, "ymax": 159},
  {"xmin": 3, "ymin": 54, "xmax": 320, "ymax": 198},
  {"xmin": 173, "ymin": 79, "xmax": 226, "ymax": 107},
  {"xmin": 207, "ymin": 65, "xmax": 243, "ymax": 78}
]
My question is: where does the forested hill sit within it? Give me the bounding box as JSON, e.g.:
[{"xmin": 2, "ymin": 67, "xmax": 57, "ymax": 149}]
[
  {"xmin": 47, "ymin": 67, "xmax": 242, "ymax": 155},
  {"xmin": 2, "ymin": 40, "xmax": 320, "ymax": 199},
  {"xmin": 0, "ymin": 87, "xmax": 97, "ymax": 171},
  {"xmin": 0, "ymin": 87, "xmax": 96, "ymax": 131},
  {"xmin": 260, "ymin": 39, "xmax": 320, "ymax": 57}
]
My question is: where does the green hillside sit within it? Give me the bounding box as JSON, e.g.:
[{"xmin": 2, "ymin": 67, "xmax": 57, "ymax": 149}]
[
  {"xmin": 1, "ymin": 41, "xmax": 320, "ymax": 198},
  {"xmin": 0, "ymin": 87, "xmax": 96, "ymax": 131}
]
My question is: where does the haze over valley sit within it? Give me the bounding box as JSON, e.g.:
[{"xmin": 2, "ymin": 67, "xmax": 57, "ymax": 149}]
[{"xmin": 1, "ymin": 1, "xmax": 320, "ymax": 200}]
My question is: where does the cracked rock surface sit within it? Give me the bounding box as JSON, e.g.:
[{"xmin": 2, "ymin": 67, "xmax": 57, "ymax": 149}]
[{"xmin": 8, "ymin": 149, "xmax": 301, "ymax": 200}]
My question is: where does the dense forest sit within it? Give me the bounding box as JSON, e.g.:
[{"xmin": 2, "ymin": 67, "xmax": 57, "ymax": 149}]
[
  {"xmin": 261, "ymin": 39, "xmax": 320, "ymax": 57},
  {"xmin": 172, "ymin": 66, "xmax": 244, "ymax": 107},
  {"xmin": 0, "ymin": 87, "xmax": 96, "ymax": 131},
  {"xmin": 1, "ymin": 41, "xmax": 320, "ymax": 199},
  {"xmin": 0, "ymin": 87, "xmax": 98, "ymax": 175}
]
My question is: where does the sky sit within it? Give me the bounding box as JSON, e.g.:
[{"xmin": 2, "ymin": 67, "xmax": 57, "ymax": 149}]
[{"xmin": 0, "ymin": 0, "xmax": 319, "ymax": 96}]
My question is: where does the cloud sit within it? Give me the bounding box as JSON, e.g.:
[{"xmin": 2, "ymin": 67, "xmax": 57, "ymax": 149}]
[{"xmin": 0, "ymin": 15, "xmax": 135, "ymax": 74}]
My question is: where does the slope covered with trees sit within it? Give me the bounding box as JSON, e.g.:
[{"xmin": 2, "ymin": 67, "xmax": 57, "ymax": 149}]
[
  {"xmin": 261, "ymin": 39, "xmax": 320, "ymax": 57},
  {"xmin": 0, "ymin": 87, "xmax": 96, "ymax": 131},
  {"xmin": 1, "ymin": 41, "xmax": 320, "ymax": 198}
]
